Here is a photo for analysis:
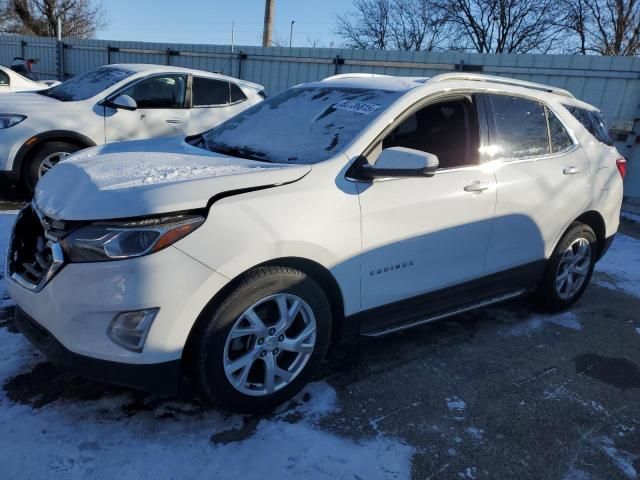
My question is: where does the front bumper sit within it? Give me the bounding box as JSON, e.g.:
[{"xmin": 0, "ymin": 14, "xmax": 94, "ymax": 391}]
[{"xmin": 14, "ymin": 307, "xmax": 181, "ymax": 395}]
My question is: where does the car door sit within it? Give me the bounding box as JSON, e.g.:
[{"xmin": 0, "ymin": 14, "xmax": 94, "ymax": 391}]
[
  {"xmin": 187, "ymin": 77, "xmax": 249, "ymax": 134},
  {"xmin": 357, "ymin": 94, "xmax": 497, "ymax": 315},
  {"xmin": 104, "ymin": 73, "xmax": 188, "ymax": 142},
  {"xmin": 483, "ymin": 93, "xmax": 590, "ymax": 276}
]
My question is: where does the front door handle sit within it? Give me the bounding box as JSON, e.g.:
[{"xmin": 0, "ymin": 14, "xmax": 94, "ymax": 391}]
[
  {"xmin": 563, "ymin": 166, "xmax": 580, "ymax": 175},
  {"xmin": 464, "ymin": 181, "xmax": 491, "ymax": 193},
  {"xmin": 166, "ymin": 119, "xmax": 183, "ymax": 124}
]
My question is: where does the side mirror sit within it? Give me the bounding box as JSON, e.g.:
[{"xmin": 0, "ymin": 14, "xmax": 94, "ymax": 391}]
[
  {"xmin": 359, "ymin": 147, "xmax": 439, "ymax": 180},
  {"xmin": 106, "ymin": 94, "xmax": 137, "ymax": 111}
]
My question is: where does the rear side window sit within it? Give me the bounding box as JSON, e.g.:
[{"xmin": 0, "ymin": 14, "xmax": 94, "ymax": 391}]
[
  {"xmin": 546, "ymin": 107, "xmax": 573, "ymax": 153},
  {"xmin": 489, "ymin": 95, "xmax": 549, "ymax": 159},
  {"xmin": 564, "ymin": 105, "xmax": 613, "ymax": 146},
  {"xmin": 192, "ymin": 77, "xmax": 230, "ymax": 107}
]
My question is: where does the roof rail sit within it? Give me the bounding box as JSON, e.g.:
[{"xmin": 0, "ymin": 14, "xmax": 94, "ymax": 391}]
[
  {"xmin": 430, "ymin": 72, "xmax": 575, "ymax": 99},
  {"xmin": 321, "ymin": 73, "xmax": 392, "ymax": 81}
]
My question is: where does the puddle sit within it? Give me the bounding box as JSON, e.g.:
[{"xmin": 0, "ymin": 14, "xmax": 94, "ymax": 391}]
[{"xmin": 575, "ymin": 354, "xmax": 640, "ymax": 390}]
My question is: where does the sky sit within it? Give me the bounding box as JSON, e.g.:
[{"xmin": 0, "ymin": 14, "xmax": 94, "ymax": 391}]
[{"xmin": 97, "ymin": 0, "xmax": 348, "ymax": 48}]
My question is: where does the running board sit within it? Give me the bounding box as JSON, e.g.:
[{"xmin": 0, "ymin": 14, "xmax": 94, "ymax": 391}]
[{"xmin": 362, "ymin": 289, "xmax": 528, "ymax": 337}]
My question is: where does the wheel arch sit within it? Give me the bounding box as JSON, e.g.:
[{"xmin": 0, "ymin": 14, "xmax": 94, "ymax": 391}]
[
  {"xmin": 13, "ymin": 130, "xmax": 97, "ymax": 180},
  {"xmin": 573, "ymin": 210, "xmax": 606, "ymax": 259},
  {"xmin": 180, "ymin": 256, "xmax": 348, "ymax": 385}
]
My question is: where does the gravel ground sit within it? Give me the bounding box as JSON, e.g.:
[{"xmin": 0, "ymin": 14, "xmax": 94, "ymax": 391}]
[{"xmin": 0, "ymin": 199, "xmax": 639, "ymax": 480}]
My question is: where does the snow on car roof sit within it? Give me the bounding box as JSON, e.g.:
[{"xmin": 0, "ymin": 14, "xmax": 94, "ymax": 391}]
[
  {"xmin": 105, "ymin": 63, "xmax": 263, "ymax": 90},
  {"xmin": 311, "ymin": 74, "xmax": 428, "ymax": 92}
]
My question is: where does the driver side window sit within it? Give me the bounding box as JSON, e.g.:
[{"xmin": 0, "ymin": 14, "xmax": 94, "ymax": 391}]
[
  {"xmin": 371, "ymin": 96, "xmax": 480, "ymax": 169},
  {"xmin": 120, "ymin": 74, "xmax": 187, "ymax": 109}
]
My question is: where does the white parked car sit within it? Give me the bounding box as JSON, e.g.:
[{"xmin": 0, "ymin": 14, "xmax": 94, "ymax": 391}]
[
  {"xmin": 0, "ymin": 64, "xmax": 264, "ymax": 189},
  {"xmin": 8, "ymin": 73, "xmax": 624, "ymax": 411},
  {"xmin": 0, "ymin": 65, "xmax": 60, "ymax": 94}
]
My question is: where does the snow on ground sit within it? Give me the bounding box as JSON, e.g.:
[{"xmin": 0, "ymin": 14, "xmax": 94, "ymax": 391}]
[
  {"xmin": 594, "ymin": 233, "xmax": 640, "ymax": 299},
  {"xmin": 0, "ymin": 210, "xmax": 18, "ymax": 308},
  {"xmin": 505, "ymin": 311, "xmax": 582, "ymax": 336},
  {"xmin": 0, "ymin": 326, "xmax": 414, "ymax": 479}
]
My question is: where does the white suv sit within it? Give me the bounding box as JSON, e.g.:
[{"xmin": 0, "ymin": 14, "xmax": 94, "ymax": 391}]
[
  {"xmin": 7, "ymin": 73, "xmax": 625, "ymax": 411},
  {"xmin": 0, "ymin": 64, "xmax": 264, "ymax": 190}
]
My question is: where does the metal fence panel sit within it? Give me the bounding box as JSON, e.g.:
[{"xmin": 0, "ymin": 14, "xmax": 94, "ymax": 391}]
[{"xmin": 0, "ymin": 34, "xmax": 639, "ymax": 198}]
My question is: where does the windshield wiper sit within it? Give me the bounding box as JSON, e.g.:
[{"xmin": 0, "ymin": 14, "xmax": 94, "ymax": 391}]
[
  {"xmin": 206, "ymin": 142, "xmax": 272, "ymax": 163},
  {"xmin": 38, "ymin": 90, "xmax": 68, "ymax": 101}
]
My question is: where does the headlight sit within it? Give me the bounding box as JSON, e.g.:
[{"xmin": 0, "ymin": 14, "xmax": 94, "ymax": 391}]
[
  {"xmin": 0, "ymin": 114, "xmax": 26, "ymax": 129},
  {"xmin": 61, "ymin": 214, "xmax": 205, "ymax": 262}
]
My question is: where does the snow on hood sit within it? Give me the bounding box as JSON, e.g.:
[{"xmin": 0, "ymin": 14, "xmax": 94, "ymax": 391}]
[{"xmin": 34, "ymin": 137, "xmax": 311, "ymax": 221}]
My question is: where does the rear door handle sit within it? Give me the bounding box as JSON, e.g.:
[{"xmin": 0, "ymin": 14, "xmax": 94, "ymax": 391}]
[
  {"xmin": 563, "ymin": 166, "xmax": 580, "ymax": 175},
  {"xmin": 464, "ymin": 181, "xmax": 491, "ymax": 193},
  {"xmin": 166, "ymin": 119, "xmax": 183, "ymax": 124}
]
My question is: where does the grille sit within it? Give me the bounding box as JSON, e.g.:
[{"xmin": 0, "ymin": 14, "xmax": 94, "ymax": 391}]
[{"xmin": 8, "ymin": 206, "xmax": 66, "ymax": 291}]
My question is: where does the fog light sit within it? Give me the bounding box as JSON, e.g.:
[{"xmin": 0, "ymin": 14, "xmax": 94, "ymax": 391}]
[{"xmin": 107, "ymin": 309, "xmax": 159, "ymax": 352}]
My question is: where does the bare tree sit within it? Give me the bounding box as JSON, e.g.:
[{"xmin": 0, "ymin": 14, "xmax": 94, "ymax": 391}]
[
  {"xmin": 335, "ymin": 0, "xmax": 392, "ymax": 49},
  {"xmin": 389, "ymin": 0, "xmax": 448, "ymax": 51},
  {"xmin": 1, "ymin": 0, "xmax": 105, "ymax": 38},
  {"xmin": 434, "ymin": 0, "xmax": 563, "ymax": 53},
  {"xmin": 585, "ymin": 0, "xmax": 640, "ymax": 55},
  {"xmin": 556, "ymin": 0, "xmax": 590, "ymax": 54}
]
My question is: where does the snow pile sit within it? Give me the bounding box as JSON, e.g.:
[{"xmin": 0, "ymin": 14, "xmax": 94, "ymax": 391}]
[
  {"xmin": 621, "ymin": 211, "xmax": 640, "ymax": 223},
  {"xmin": 595, "ymin": 233, "xmax": 640, "ymax": 298}
]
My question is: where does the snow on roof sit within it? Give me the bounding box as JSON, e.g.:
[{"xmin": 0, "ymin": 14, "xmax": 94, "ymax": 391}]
[{"xmin": 312, "ymin": 74, "xmax": 427, "ymax": 92}]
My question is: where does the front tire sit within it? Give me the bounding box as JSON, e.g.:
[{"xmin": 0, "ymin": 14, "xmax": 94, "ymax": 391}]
[
  {"xmin": 195, "ymin": 266, "xmax": 332, "ymax": 412},
  {"xmin": 24, "ymin": 141, "xmax": 80, "ymax": 191},
  {"xmin": 535, "ymin": 222, "xmax": 597, "ymax": 312}
]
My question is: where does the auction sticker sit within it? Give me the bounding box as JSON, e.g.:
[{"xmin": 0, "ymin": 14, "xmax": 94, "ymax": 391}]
[{"xmin": 333, "ymin": 100, "xmax": 380, "ymax": 114}]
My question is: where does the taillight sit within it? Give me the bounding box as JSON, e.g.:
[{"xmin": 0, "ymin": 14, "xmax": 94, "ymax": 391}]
[{"xmin": 616, "ymin": 157, "xmax": 627, "ymax": 178}]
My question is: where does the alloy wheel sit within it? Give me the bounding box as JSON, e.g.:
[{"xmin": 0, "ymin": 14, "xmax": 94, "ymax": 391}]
[
  {"xmin": 555, "ymin": 237, "xmax": 591, "ymax": 300},
  {"xmin": 38, "ymin": 152, "xmax": 71, "ymax": 178},
  {"xmin": 223, "ymin": 293, "xmax": 317, "ymax": 396}
]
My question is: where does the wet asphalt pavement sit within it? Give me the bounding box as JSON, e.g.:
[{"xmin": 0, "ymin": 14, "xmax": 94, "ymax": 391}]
[{"xmin": 0, "ymin": 196, "xmax": 639, "ymax": 479}]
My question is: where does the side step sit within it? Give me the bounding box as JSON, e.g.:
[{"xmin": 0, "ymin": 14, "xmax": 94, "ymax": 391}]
[{"xmin": 362, "ymin": 289, "xmax": 528, "ymax": 337}]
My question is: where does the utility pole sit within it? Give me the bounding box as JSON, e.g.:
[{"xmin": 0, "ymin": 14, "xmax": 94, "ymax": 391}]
[
  {"xmin": 262, "ymin": 0, "xmax": 275, "ymax": 47},
  {"xmin": 289, "ymin": 20, "xmax": 295, "ymax": 48}
]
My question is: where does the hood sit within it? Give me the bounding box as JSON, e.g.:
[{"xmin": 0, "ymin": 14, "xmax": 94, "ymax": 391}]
[
  {"xmin": 34, "ymin": 137, "xmax": 311, "ymax": 221},
  {"xmin": 0, "ymin": 91, "xmax": 63, "ymax": 110}
]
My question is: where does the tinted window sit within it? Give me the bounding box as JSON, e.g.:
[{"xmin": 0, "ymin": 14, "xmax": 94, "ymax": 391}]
[
  {"xmin": 382, "ymin": 97, "xmax": 479, "ymax": 169},
  {"xmin": 564, "ymin": 105, "xmax": 613, "ymax": 146},
  {"xmin": 121, "ymin": 74, "xmax": 186, "ymax": 109},
  {"xmin": 193, "ymin": 77, "xmax": 229, "ymax": 107},
  {"xmin": 41, "ymin": 66, "xmax": 134, "ymax": 101},
  {"xmin": 546, "ymin": 107, "xmax": 573, "ymax": 153},
  {"xmin": 490, "ymin": 95, "xmax": 549, "ymax": 159},
  {"xmin": 230, "ymin": 83, "xmax": 246, "ymax": 103},
  {"xmin": 0, "ymin": 70, "xmax": 8, "ymax": 86},
  {"xmin": 202, "ymin": 86, "xmax": 402, "ymax": 164}
]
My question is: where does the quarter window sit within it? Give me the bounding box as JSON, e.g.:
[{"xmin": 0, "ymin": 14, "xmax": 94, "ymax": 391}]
[
  {"xmin": 381, "ymin": 96, "xmax": 480, "ymax": 169},
  {"xmin": 120, "ymin": 74, "xmax": 186, "ymax": 109},
  {"xmin": 546, "ymin": 107, "xmax": 573, "ymax": 153},
  {"xmin": 0, "ymin": 71, "xmax": 9, "ymax": 86},
  {"xmin": 564, "ymin": 105, "xmax": 613, "ymax": 146},
  {"xmin": 230, "ymin": 83, "xmax": 247, "ymax": 103},
  {"xmin": 489, "ymin": 95, "xmax": 549, "ymax": 159}
]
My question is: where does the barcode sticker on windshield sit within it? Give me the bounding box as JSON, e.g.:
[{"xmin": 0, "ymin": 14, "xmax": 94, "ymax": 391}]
[{"xmin": 333, "ymin": 100, "xmax": 380, "ymax": 114}]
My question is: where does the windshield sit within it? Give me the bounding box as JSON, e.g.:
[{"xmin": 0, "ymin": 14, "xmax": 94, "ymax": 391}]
[
  {"xmin": 201, "ymin": 86, "xmax": 402, "ymax": 164},
  {"xmin": 40, "ymin": 66, "xmax": 134, "ymax": 101}
]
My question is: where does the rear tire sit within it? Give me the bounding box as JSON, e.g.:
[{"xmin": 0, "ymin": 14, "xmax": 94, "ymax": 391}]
[
  {"xmin": 195, "ymin": 266, "xmax": 332, "ymax": 413},
  {"xmin": 535, "ymin": 222, "xmax": 597, "ymax": 312},
  {"xmin": 24, "ymin": 141, "xmax": 80, "ymax": 192}
]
